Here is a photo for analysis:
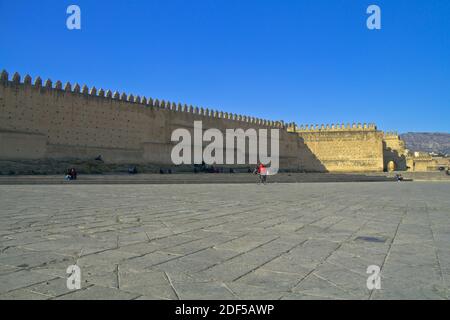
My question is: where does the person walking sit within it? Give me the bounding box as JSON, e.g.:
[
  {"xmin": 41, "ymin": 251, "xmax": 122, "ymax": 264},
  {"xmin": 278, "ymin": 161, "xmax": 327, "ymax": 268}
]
[{"xmin": 257, "ymin": 162, "xmax": 267, "ymax": 184}]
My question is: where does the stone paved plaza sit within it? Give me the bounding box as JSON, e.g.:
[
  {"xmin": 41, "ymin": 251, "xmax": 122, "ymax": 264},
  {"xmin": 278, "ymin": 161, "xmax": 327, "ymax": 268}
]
[{"xmin": 0, "ymin": 182, "xmax": 449, "ymax": 300}]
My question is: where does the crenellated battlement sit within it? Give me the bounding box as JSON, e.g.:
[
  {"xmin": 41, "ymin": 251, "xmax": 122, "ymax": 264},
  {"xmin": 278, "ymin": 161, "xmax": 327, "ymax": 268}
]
[
  {"xmin": 383, "ymin": 131, "xmax": 399, "ymax": 138},
  {"xmin": 288, "ymin": 122, "xmax": 378, "ymax": 132},
  {"xmin": 0, "ymin": 70, "xmax": 287, "ymax": 129}
]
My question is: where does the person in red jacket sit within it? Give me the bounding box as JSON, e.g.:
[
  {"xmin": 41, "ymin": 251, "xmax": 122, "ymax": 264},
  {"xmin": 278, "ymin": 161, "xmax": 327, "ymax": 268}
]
[{"xmin": 257, "ymin": 162, "xmax": 267, "ymax": 184}]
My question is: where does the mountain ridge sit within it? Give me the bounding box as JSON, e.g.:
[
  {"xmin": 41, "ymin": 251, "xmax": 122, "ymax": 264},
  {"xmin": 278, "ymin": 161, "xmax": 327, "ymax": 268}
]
[{"xmin": 400, "ymin": 132, "xmax": 450, "ymax": 155}]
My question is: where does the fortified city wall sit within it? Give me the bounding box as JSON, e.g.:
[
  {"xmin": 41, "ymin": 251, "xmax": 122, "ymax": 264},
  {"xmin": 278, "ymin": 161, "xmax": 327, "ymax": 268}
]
[
  {"xmin": 0, "ymin": 70, "xmax": 393, "ymax": 173},
  {"xmin": 290, "ymin": 124, "xmax": 384, "ymax": 172}
]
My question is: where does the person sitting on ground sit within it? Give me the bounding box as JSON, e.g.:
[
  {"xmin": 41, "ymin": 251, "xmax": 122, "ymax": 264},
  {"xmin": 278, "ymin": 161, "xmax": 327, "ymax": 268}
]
[
  {"xmin": 69, "ymin": 168, "xmax": 77, "ymax": 180},
  {"xmin": 65, "ymin": 168, "xmax": 76, "ymax": 180},
  {"xmin": 128, "ymin": 166, "xmax": 137, "ymax": 174}
]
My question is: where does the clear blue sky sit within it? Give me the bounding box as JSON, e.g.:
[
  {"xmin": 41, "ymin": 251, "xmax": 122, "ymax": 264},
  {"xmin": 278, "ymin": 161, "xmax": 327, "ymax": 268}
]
[{"xmin": 1, "ymin": 0, "xmax": 449, "ymax": 133}]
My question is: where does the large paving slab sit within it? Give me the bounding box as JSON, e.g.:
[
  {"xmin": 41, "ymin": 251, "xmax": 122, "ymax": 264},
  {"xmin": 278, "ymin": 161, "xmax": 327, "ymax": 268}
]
[{"xmin": 0, "ymin": 182, "xmax": 449, "ymax": 299}]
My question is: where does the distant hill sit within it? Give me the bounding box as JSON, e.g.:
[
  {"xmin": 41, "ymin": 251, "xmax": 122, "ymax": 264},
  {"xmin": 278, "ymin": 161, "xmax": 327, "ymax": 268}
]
[{"xmin": 400, "ymin": 132, "xmax": 450, "ymax": 155}]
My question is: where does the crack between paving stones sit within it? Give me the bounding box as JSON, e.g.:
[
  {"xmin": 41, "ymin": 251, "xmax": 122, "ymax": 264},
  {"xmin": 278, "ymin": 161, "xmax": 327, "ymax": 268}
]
[
  {"xmin": 144, "ymin": 233, "xmax": 248, "ymax": 268},
  {"xmin": 425, "ymin": 202, "xmax": 447, "ymax": 299},
  {"xmin": 198, "ymin": 236, "xmax": 280, "ymax": 273},
  {"xmin": 368, "ymin": 207, "xmax": 407, "ymax": 300},
  {"xmin": 231, "ymin": 239, "xmax": 308, "ymax": 282},
  {"xmin": 163, "ymin": 271, "xmax": 180, "ymax": 300}
]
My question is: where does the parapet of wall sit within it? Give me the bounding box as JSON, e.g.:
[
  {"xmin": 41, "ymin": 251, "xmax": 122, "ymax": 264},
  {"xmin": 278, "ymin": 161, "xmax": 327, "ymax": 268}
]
[
  {"xmin": 383, "ymin": 132, "xmax": 406, "ymax": 153},
  {"xmin": 294, "ymin": 124, "xmax": 384, "ymax": 172},
  {"xmin": 291, "ymin": 122, "xmax": 378, "ymax": 132}
]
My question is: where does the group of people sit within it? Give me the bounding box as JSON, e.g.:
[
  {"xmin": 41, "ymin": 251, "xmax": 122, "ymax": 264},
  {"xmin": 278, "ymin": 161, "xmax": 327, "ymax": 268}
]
[{"xmin": 62, "ymin": 163, "xmax": 270, "ymax": 183}]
